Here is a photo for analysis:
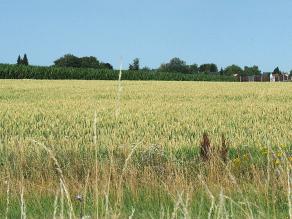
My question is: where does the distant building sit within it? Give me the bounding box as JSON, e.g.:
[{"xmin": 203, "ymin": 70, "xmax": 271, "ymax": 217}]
[
  {"xmin": 239, "ymin": 72, "xmax": 291, "ymax": 82},
  {"xmin": 272, "ymin": 73, "xmax": 289, "ymax": 82},
  {"xmin": 270, "ymin": 73, "xmax": 275, "ymax": 82}
]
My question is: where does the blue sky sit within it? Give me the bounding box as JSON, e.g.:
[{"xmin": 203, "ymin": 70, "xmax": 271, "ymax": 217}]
[{"xmin": 1, "ymin": 0, "xmax": 292, "ymax": 72}]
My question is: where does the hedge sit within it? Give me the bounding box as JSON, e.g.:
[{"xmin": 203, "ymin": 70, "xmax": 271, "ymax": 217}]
[{"xmin": 0, "ymin": 64, "xmax": 237, "ymax": 81}]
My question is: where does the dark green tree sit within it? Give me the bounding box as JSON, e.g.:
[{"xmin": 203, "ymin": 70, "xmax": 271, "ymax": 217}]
[
  {"xmin": 80, "ymin": 56, "xmax": 100, "ymax": 68},
  {"xmin": 188, "ymin": 64, "xmax": 198, "ymax": 73},
  {"xmin": 243, "ymin": 66, "xmax": 261, "ymax": 76},
  {"xmin": 210, "ymin": 64, "xmax": 218, "ymax": 73},
  {"xmin": 199, "ymin": 64, "xmax": 207, "ymax": 73},
  {"xmin": 54, "ymin": 54, "xmax": 113, "ymax": 69},
  {"xmin": 129, "ymin": 58, "xmax": 140, "ymax": 71},
  {"xmin": 219, "ymin": 68, "xmax": 224, "ymax": 75},
  {"xmin": 100, "ymin": 63, "xmax": 113, "ymax": 70},
  {"xmin": 22, "ymin": 54, "xmax": 29, "ymax": 66},
  {"xmin": 17, "ymin": 55, "xmax": 22, "ymax": 65},
  {"xmin": 273, "ymin": 67, "xmax": 281, "ymax": 74},
  {"xmin": 224, "ymin": 65, "xmax": 243, "ymax": 76},
  {"xmin": 54, "ymin": 54, "xmax": 81, "ymax": 68},
  {"xmin": 199, "ymin": 63, "xmax": 218, "ymax": 73},
  {"xmin": 159, "ymin": 57, "xmax": 189, "ymax": 73}
]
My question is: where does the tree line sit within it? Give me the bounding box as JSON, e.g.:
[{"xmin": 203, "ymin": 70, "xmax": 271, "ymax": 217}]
[
  {"xmin": 129, "ymin": 57, "xmax": 291, "ymax": 76},
  {"xmin": 14, "ymin": 54, "xmax": 292, "ymax": 76}
]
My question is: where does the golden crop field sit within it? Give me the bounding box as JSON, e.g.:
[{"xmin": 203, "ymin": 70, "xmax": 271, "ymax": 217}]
[
  {"xmin": 1, "ymin": 80, "xmax": 292, "ymax": 148},
  {"xmin": 0, "ymin": 80, "xmax": 292, "ymax": 218}
]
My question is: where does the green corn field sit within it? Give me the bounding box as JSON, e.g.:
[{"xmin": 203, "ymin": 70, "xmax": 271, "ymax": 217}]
[{"xmin": 0, "ymin": 64, "xmax": 236, "ymax": 81}]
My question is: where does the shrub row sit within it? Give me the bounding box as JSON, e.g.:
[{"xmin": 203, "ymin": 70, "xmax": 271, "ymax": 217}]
[{"xmin": 0, "ymin": 64, "xmax": 237, "ymax": 81}]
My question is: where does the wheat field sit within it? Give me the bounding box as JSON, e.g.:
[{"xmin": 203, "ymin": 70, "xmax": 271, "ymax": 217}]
[{"xmin": 0, "ymin": 80, "xmax": 292, "ymax": 218}]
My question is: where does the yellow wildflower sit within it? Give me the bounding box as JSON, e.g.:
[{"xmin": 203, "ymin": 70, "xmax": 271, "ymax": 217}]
[
  {"xmin": 275, "ymin": 159, "xmax": 280, "ymax": 166},
  {"xmin": 243, "ymin": 154, "xmax": 249, "ymax": 161},
  {"xmin": 260, "ymin": 147, "xmax": 268, "ymax": 155},
  {"xmin": 233, "ymin": 158, "xmax": 241, "ymax": 167}
]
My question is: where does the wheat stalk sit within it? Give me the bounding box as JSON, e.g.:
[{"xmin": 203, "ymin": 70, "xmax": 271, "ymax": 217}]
[
  {"xmin": 5, "ymin": 180, "xmax": 10, "ymax": 219},
  {"xmin": 31, "ymin": 140, "xmax": 75, "ymax": 218}
]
